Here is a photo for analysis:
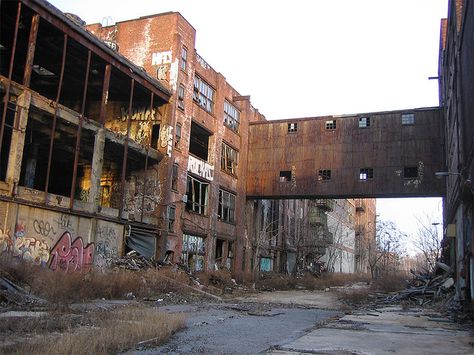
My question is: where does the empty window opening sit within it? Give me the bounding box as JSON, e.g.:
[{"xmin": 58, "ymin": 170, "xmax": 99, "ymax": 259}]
[
  {"xmin": 177, "ymin": 84, "xmax": 185, "ymax": 110},
  {"xmin": 288, "ymin": 122, "xmax": 298, "ymax": 133},
  {"xmin": 168, "ymin": 205, "xmax": 176, "ymax": 232},
  {"xmin": 359, "ymin": 168, "xmax": 374, "ymax": 180},
  {"xmin": 182, "ymin": 234, "xmax": 205, "ymax": 272},
  {"xmin": 325, "ymin": 120, "xmax": 336, "ymax": 130},
  {"xmin": 171, "ymin": 163, "xmax": 178, "ymax": 191},
  {"xmin": 193, "ymin": 75, "xmax": 214, "ymax": 113},
  {"xmin": 404, "ymin": 166, "xmax": 419, "ymax": 178},
  {"xmin": 186, "ymin": 174, "xmax": 209, "ymax": 215},
  {"xmin": 215, "ymin": 239, "xmax": 224, "ymax": 267},
  {"xmin": 318, "ymin": 169, "xmax": 332, "ymax": 181},
  {"xmin": 402, "ymin": 113, "xmax": 415, "ymax": 125},
  {"xmin": 175, "ymin": 123, "xmax": 182, "ymax": 149},
  {"xmin": 151, "ymin": 124, "xmax": 160, "ymax": 149},
  {"xmin": 189, "ymin": 122, "xmax": 211, "ymax": 161},
  {"xmin": 359, "ymin": 117, "xmax": 370, "ymax": 128},
  {"xmin": 218, "ymin": 189, "xmax": 236, "ymax": 223},
  {"xmin": 280, "ymin": 170, "xmax": 292, "ymax": 182},
  {"xmin": 224, "ymin": 100, "xmax": 240, "ymax": 133},
  {"xmin": 0, "ymin": 98, "xmax": 15, "ymax": 181},
  {"xmin": 221, "ymin": 143, "xmax": 238, "ymax": 176}
]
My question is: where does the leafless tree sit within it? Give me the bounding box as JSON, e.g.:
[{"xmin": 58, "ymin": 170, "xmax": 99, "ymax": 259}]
[
  {"xmin": 368, "ymin": 219, "xmax": 407, "ymax": 279},
  {"xmin": 412, "ymin": 213, "xmax": 443, "ymax": 272}
]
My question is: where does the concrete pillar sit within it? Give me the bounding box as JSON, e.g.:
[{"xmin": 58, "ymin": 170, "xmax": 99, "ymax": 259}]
[
  {"xmin": 6, "ymin": 91, "xmax": 31, "ymax": 194},
  {"xmin": 88, "ymin": 128, "xmax": 105, "ymax": 213}
]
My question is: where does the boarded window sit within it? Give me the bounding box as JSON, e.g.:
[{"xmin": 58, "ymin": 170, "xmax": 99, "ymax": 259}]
[{"xmin": 182, "ymin": 234, "xmax": 205, "ymax": 272}]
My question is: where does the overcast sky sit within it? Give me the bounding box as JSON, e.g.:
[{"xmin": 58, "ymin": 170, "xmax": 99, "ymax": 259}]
[{"xmin": 49, "ymin": 0, "xmax": 448, "ymax": 251}]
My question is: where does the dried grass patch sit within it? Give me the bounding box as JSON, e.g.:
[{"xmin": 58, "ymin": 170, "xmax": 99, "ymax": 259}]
[
  {"xmin": 370, "ymin": 272, "xmax": 408, "ymax": 292},
  {"xmin": 2, "ymin": 307, "xmax": 185, "ymax": 355}
]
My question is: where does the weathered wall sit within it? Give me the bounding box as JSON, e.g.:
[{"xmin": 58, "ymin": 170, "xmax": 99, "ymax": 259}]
[{"xmin": 247, "ymin": 108, "xmax": 445, "ymax": 199}]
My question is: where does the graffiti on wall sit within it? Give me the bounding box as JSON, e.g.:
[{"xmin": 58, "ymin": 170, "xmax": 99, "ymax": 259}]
[
  {"xmin": 95, "ymin": 225, "xmax": 119, "ymax": 268},
  {"xmin": 8, "ymin": 224, "xmax": 50, "ymax": 266},
  {"xmin": 151, "ymin": 51, "xmax": 172, "ymax": 66},
  {"xmin": 188, "ymin": 155, "xmax": 214, "ymax": 181},
  {"xmin": 126, "ymin": 174, "xmax": 162, "ymax": 215},
  {"xmin": 0, "ymin": 228, "xmax": 12, "ymax": 255},
  {"xmin": 49, "ymin": 231, "xmax": 94, "ymax": 273},
  {"xmin": 120, "ymin": 107, "xmax": 158, "ymax": 122}
]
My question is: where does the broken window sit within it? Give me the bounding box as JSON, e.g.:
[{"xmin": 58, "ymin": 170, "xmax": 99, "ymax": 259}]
[
  {"xmin": 182, "ymin": 234, "xmax": 205, "ymax": 272},
  {"xmin": 175, "ymin": 123, "xmax": 182, "ymax": 149},
  {"xmin": 0, "ymin": 95, "xmax": 15, "ymax": 181},
  {"xmin": 168, "ymin": 205, "xmax": 176, "ymax": 232},
  {"xmin": 215, "ymin": 239, "xmax": 224, "ymax": 268},
  {"xmin": 189, "ymin": 122, "xmax": 211, "ymax": 161},
  {"xmin": 224, "ymin": 100, "xmax": 240, "ymax": 133},
  {"xmin": 288, "ymin": 122, "xmax": 298, "ymax": 133},
  {"xmin": 177, "ymin": 84, "xmax": 185, "ymax": 111},
  {"xmin": 404, "ymin": 166, "xmax": 419, "ymax": 178},
  {"xmin": 227, "ymin": 241, "xmax": 234, "ymax": 270},
  {"xmin": 359, "ymin": 117, "xmax": 370, "ymax": 128},
  {"xmin": 325, "ymin": 120, "xmax": 336, "ymax": 130},
  {"xmin": 401, "ymin": 113, "xmax": 415, "ymax": 125},
  {"xmin": 171, "ymin": 163, "xmax": 179, "ymax": 191},
  {"xmin": 280, "ymin": 170, "xmax": 291, "ymax": 182},
  {"xmin": 221, "ymin": 142, "xmax": 238, "ymax": 176},
  {"xmin": 180, "ymin": 46, "xmax": 187, "ymax": 71},
  {"xmin": 318, "ymin": 169, "xmax": 332, "ymax": 181},
  {"xmin": 193, "ymin": 75, "xmax": 214, "ymax": 113},
  {"xmin": 150, "ymin": 124, "xmax": 161, "ymax": 150},
  {"xmin": 186, "ymin": 174, "xmax": 209, "ymax": 215},
  {"xmin": 359, "ymin": 168, "xmax": 374, "ymax": 180},
  {"xmin": 218, "ymin": 189, "xmax": 236, "ymax": 223}
]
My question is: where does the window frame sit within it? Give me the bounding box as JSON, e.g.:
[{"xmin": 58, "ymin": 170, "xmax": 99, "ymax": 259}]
[
  {"xmin": 359, "ymin": 116, "xmax": 370, "ymax": 128},
  {"xmin": 359, "ymin": 167, "xmax": 374, "ymax": 180},
  {"xmin": 401, "ymin": 113, "xmax": 415, "ymax": 125},
  {"xmin": 193, "ymin": 75, "xmax": 215, "ymax": 114},
  {"xmin": 218, "ymin": 189, "xmax": 236, "ymax": 224},
  {"xmin": 403, "ymin": 166, "xmax": 419, "ymax": 179},
  {"xmin": 221, "ymin": 142, "xmax": 239, "ymax": 176},
  {"xmin": 168, "ymin": 205, "xmax": 176, "ymax": 232},
  {"xmin": 288, "ymin": 122, "xmax": 298, "ymax": 133},
  {"xmin": 224, "ymin": 100, "xmax": 240, "ymax": 133},
  {"xmin": 174, "ymin": 123, "xmax": 182, "ymax": 149},
  {"xmin": 318, "ymin": 169, "xmax": 332, "ymax": 181},
  {"xmin": 325, "ymin": 120, "xmax": 336, "ymax": 130},
  {"xmin": 177, "ymin": 84, "xmax": 185, "ymax": 111},
  {"xmin": 186, "ymin": 174, "xmax": 209, "ymax": 215},
  {"xmin": 180, "ymin": 46, "xmax": 187, "ymax": 71},
  {"xmin": 171, "ymin": 163, "xmax": 179, "ymax": 191}
]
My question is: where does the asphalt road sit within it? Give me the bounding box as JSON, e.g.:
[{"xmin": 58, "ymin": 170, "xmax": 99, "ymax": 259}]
[{"xmin": 132, "ymin": 302, "xmax": 340, "ymax": 354}]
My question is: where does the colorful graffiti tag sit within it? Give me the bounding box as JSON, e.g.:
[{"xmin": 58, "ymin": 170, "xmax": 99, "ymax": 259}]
[
  {"xmin": 0, "ymin": 228, "xmax": 12, "ymax": 255},
  {"xmin": 49, "ymin": 231, "xmax": 94, "ymax": 273},
  {"xmin": 11, "ymin": 224, "xmax": 50, "ymax": 266}
]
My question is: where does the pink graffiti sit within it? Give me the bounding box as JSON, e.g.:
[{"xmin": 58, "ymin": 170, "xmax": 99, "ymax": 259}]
[{"xmin": 49, "ymin": 231, "xmax": 94, "ymax": 273}]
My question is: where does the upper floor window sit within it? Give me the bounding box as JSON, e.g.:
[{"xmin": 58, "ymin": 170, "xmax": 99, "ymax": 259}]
[
  {"xmin": 359, "ymin": 117, "xmax": 370, "ymax": 128},
  {"xmin": 326, "ymin": 120, "xmax": 336, "ymax": 130},
  {"xmin": 224, "ymin": 100, "xmax": 240, "ymax": 133},
  {"xmin": 172, "ymin": 163, "xmax": 179, "ymax": 190},
  {"xmin": 318, "ymin": 169, "xmax": 331, "ymax": 181},
  {"xmin": 221, "ymin": 142, "xmax": 238, "ymax": 176},
  {"xmin": 288, "ymin": 123, "xmax": 298, "ymax": 133},
  {"xmin": 279, "ymin": 171, "xmax": 291, "ymax": 182},
  {"xmin": 403, "ymin": 166, "xmax": 418, "ymax": 178},
  {"xmin": 180, "ymin": 46, "xmax": 187, "ymax": 71},
  {"xmin": 186, "ymin": 175, "xmax": 209, "ymax": 215},
  {"xmin": 193, "ymin": 75, "xmax": 215, "ymax": 113},
  {"xmin": 177, "ymin": 84, "xmax": 185, "ymax": 111},
  {"xmin": 218, "ymin": 189, "xmax": 236, "ymax": 223},
  {"xmin": 168, "ymin": 205, "xmax": 176, "ymax": 232},
  {"xmin": 359, "ymin": 168, "xmax": 374, "ymax": 180},
  {"xmin": 175, "ymin": 123, "xmax": 182, "ymax": 149},
  {"xmin": 401, "ymin": 113, "xmax": 415, "ymax": 125}
]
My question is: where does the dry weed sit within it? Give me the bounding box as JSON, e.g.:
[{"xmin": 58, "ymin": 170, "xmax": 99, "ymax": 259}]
[
  {"xmin": 370, "ymin": 272, "xmax": 408, "ymax": 292},
  {"xmin": 3, "ymin": 306, "xmax": 185, "ymax": 355}
]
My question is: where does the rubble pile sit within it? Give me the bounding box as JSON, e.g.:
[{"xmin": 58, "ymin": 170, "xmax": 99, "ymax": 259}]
[
  {"xmin": 113, "ymin": 251, "xmax": 160, "ymax": 270},
  {"xmin": 388, "ymin": 262, "xmax": 455, "ymax": 306}
]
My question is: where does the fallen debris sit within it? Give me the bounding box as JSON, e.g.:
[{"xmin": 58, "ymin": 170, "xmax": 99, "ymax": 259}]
[{"xmin": 113, "ymin": 250, "xmax": 159, "ymax": 270}]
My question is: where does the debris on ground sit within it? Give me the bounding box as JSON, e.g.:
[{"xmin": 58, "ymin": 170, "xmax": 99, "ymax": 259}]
[{"xmin": 113, "ymin": 250, "xmax": 160, "ymax": 270}]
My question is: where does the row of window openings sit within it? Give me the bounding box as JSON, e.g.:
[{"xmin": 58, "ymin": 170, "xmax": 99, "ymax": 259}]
[
  {"xmin": 177, "ymin": 77, "xmax": 240, "ymax": 133},
  {"xmin": 286, "ymin": 113, "xmax": 415, "ymax": 133},
  {"xmin": 279, "ymin": 166, "xmax": 419, "ymax": 182}
]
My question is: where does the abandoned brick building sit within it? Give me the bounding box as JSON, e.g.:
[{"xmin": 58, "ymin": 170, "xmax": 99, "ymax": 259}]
[{"xmin": 2, "ymin": 0, "xmax": 473, "ymax": 304}]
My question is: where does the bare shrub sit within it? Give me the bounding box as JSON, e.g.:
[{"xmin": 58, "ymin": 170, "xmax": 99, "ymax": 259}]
[
  {"xmin": 336, "ymin": 288, "xmax": 371, "ymax": 306},
  {"xmin": 255, "ymin": 272, "xmax": 297, "ymax": 291},
  {"xmin": 370, "ymin": 272, "xmax": 408, "ymax": 292},
  {"xmin": 2, "ymin": 307, "xmax": 185, "ymax": 355}
]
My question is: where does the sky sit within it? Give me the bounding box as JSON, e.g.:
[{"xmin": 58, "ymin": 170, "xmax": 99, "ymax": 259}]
[{"xmin": 49, "ymin": 0, "xmax": 448, "ymax": 251}]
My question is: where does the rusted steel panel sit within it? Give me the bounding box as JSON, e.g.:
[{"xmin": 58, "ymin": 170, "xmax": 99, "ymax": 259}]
[{"xmin": 247, "ymin": 108, "xmax": 445, "ymax": 199}]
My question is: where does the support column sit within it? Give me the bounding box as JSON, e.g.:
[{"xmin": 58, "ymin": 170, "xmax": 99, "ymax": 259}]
[
  {"xmin": 5, "ymin": 91, "xmax": 31, "ymax": 195},
  {"xmin": 88, "ymin": 128, "xmax": 105, "ymax": 213}
]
